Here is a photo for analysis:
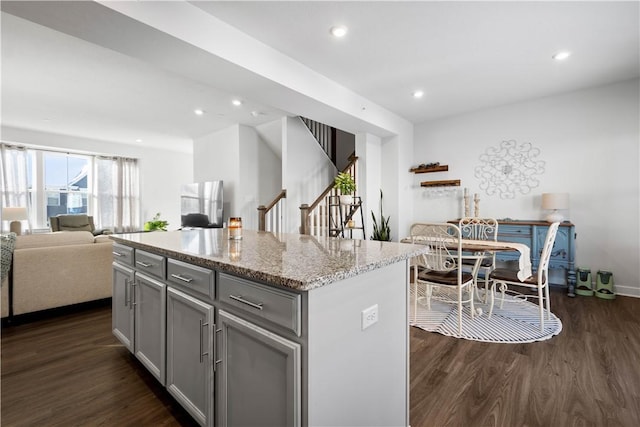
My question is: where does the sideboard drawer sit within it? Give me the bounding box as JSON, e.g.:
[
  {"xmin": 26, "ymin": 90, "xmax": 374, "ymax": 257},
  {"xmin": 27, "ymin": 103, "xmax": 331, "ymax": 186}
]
[
  {"xmin": 498, "ymin": 225, "xmax": 533, "ymax": 238},
  {"xmin": 167, "ymin": 258, "xmax": 215, "ymax": 302},
  {"xmin": 218, "ymin": 272, "xmax": 301, "ymax": 336},
  {"xmin": 112, "ymin": 243, "xmax": 134, "ymax": 266},
  {"xmin": 134, "ymin": 249, "xmax": 166, "ymax": 280}
]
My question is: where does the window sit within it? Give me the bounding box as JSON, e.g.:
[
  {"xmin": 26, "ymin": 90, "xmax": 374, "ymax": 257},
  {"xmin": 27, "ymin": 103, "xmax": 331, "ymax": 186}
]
[
  {"xmin": 27, "ymin": 151, "xmax": 91, "ymax": 228},
  {"xmin": 2, "ymin": 145, "xmax": 139, "ymax": 232}
]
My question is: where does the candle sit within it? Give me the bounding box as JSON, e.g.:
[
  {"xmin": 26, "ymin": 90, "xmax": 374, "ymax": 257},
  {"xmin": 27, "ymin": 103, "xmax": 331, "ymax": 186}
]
[{"xmin": 229, "ymin": 217, "xmax": 242, "ymax": 240}]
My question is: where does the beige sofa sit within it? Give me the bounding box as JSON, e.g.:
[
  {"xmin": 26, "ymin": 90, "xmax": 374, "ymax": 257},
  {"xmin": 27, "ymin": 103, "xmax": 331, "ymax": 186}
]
[{"xmin": 1, "ymin": 231, "xmax": 113, "ymax": 318}]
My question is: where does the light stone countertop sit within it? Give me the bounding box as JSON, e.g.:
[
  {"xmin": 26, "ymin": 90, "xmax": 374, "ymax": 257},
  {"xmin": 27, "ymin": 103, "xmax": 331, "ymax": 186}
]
[{"xmin": 110, "ymin": 229, "xmax": 426, "ymax": 291}]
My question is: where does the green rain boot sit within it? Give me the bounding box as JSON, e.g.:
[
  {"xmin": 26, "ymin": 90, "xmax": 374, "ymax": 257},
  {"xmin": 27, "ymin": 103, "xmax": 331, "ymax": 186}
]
[
  {"xmin": 595, "ymin": 270, "xmax": 615, "ymax": 300},
  {"xmin": 575, "ymin": 268, "xmax": 593, "ymax": 297}
]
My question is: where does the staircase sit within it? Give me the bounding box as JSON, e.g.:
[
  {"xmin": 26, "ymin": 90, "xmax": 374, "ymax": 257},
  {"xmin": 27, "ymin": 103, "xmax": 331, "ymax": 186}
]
[
  {"xmin": 299, "ymin": 156, "xmax": 363, "ymax": 239},
  {"xmin": 300, "ymin": 117, "xmax": 336, "ymax": 167},
  {"xmin": 258, "ymin": 117, "xmax": 361, "ymax": 237}
]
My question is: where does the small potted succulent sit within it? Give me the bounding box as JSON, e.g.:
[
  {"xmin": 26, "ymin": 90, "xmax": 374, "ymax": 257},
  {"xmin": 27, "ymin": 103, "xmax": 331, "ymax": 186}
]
[{"xmin": 334, "ymin": 172, "xmax": 356, "ymax": 205}]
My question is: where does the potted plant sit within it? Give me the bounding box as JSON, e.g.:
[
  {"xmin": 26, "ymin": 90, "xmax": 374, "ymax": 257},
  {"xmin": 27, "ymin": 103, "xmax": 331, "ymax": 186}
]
[
  {"xmin": 371, "ymin": 190, "xmax": 391, "ymax": 241},
  {"xmin": 334, "ymin": 172, "xmax": 356, "ymax": 205},
  {"xmin": 144, "ymin": 212, "xmax": 168, "ymax": 231}
]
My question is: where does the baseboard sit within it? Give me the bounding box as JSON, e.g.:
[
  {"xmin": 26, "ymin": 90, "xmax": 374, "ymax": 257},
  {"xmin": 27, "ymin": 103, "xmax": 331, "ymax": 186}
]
[
  {"xmin": 614, "ymin": 285, "xmax": 640, "ymax": 298},
  {"xmin": 1, "ymin": 298, "xmax": 111, "ymax": 327}
]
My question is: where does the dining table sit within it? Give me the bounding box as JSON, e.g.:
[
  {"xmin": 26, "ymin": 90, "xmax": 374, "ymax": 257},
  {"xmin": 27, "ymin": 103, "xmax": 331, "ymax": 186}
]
[{"xmin": 401, "ymin": 236, "xmax": 533, "ymax": 301}]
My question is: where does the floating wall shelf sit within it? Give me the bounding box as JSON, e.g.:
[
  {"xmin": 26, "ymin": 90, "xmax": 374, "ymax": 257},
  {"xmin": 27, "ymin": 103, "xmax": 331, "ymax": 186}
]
[
  {"xmin": 410, "ymin": 165, "xmax": 449, "ymax": 173},
  {"xmin": 420, "ymin": 179, "xmax": 461, "ymax": 188}
]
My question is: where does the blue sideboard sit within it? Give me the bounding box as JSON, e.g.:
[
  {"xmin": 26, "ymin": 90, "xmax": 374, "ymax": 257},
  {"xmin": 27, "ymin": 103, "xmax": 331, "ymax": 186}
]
[{"xmin": 495, "ymin": 220, "xmax": 576, "ymax": 295}]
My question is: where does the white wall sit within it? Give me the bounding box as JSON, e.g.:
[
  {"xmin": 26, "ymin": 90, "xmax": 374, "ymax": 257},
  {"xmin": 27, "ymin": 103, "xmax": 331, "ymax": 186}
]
[
  {"xmin": 1, "ymin": 126, "xmax": 192, "ymax": 231},
  {"xmin": 283, "ymin": 116, "xmax": 337, "ymax": 234},
  {"xmin": 355, "ymin": 133, "xmax": 382, "ymax": 241},
  {"xmin": 193, "ymin": 124, "xmax": 280, "ymax": 230},
  {"xmin": 412, "ymin": 79, "xmax": 640, "ymax": 296},
  {"xmin": 238, "ymin": 125, "xmax": 281, "ymax": 229}
]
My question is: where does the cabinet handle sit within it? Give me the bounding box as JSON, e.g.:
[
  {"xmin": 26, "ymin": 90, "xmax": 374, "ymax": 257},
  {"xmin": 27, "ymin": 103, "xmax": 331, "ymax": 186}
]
[
  {"xmin": 214, "ymin": 327, "xmax": 222, "ymax": 371},
  {"xmin": 124, "ymin": 278, "xmax": 129, "ymax": 307},
  {"xmin": 170, "ymin": 273, "xmax": 193, "ymax": 283},
  {"xmin": 228, "ymin": 294, "xmax": 264, "ymax": 310},
  {"xmin": 136, "ymin": 261, "xmax": 152, "ymax": 268},
  {"xmin": 113, "ymin": 251, "xmax": 125, "ymax": 257},
  {"xmin": 199, "ymin": 319, "xmax": 209, "ymax": 363},
  {"xmin": 130, "ymin": 281, "xmax": 137, "ymax": 307}
]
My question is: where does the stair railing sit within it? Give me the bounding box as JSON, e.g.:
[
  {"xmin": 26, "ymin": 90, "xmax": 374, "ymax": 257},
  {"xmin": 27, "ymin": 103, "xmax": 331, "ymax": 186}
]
[
  {"xmin": 300, "ymin": 157, "xmax": 357, "ymax": 237},
  {"xmin": 258, "ymin": 189, "xmax": 287, "ymax": 233},
  {"xmin": 300, "ymin": 117, "xmax": 336, "ymax": 166}
]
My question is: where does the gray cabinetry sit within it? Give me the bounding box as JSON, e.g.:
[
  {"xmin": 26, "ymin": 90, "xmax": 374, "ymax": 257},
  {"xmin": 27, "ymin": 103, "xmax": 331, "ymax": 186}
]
[
  {"xmin": 166, "ymin": 286, "xmax": 214, "ymax": 427},
  {"xmin": 217, "ymin": 309, "xmax": 301, "ymax": 427},
  {"xmin": 134, "ymin": 272, "xmax": 166, "ymax": 385},
  {"xmin": 112, "ymin": 261, "xmax": 135, "ymax": 352},
  {"xmin": 218, "ymin": 272, "xmax": 301, "ymax": 336},
  {"xmin": 113, "ymin": 244, "xmax": 167, "ymax": 385}
]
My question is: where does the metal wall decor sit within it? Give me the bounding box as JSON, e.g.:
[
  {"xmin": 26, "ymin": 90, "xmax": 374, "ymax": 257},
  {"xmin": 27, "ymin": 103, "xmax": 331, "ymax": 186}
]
[{"xmin": 474, "ymin": 140, "xmax": 545, "ymax": 199}]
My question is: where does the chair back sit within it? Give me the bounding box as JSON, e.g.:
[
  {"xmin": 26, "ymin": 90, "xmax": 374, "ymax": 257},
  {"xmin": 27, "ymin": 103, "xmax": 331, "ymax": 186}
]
[
  {"xmin": 50, "ymin": 214, "xmax": 95, "ymax": 233},
  {"xmin": 410, "ymin": 222, "xmax": 462, "ymax": 272},
  {"xmin": 458, "ymin": 217, "xmax": 498, "ymax": 241},
  {"xmin": 538, "ymin": 222, "xmax": 560, "ymax": 284}
]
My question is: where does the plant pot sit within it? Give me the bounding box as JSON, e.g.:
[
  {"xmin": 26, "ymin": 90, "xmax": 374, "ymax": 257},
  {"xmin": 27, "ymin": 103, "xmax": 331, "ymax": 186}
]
[{"xmin": 339, "ymin": 195, "xmax": 354, "ymax": 205}]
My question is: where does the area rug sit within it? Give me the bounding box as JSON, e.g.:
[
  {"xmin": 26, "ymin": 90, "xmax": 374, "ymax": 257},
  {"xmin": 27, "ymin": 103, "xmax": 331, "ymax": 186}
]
[{"xmin": 410, "ymin": 286, "xmax": 562, "ymax": 343}]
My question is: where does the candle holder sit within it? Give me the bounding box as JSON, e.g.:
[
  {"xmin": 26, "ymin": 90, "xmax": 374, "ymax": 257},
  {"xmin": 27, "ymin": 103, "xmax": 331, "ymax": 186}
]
[{"xmin": 229, "ymin": 217, "xmax": 242, "ymax": 240}]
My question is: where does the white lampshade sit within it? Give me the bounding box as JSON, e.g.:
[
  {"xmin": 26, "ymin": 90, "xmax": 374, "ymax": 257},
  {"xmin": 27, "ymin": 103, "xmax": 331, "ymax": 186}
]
[
  {"xmin": 2, "ymin": 207, "xmax": 28, "ymax": 235},
  {"xmin": 541, "ymin": 193, "xmax": 569, "ymax": 223},
  {"xmin": 3, "ymin": 207, "xmax": 28, "ymax": 221}
]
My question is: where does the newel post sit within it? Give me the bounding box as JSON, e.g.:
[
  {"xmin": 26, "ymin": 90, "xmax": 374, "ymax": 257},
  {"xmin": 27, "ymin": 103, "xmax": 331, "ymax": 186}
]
[
  {"xmin": 257, "ymin": 205, "xmax": 266, "ymax": 231},
  {"xmin": 299, "ymin": 204, "xmax": 310, "ymax": 235}
]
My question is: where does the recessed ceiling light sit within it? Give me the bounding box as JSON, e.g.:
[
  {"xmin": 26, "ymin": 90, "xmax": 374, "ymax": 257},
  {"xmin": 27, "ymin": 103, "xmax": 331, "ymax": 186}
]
[
  {"xmin": 194, "ymin": 109, "xmax": 205, "ymax": 116},
  {"xmin": 552, "ymin": 51, "xmax": 571, "ymax": 61},
  {"xmin": 135, "ymin": 139, "xmax": 142, "ymax": 143},
  {"xmin": 231, "ymin": 99, "xmax": 243, "ymax": 107},
  {"xmin": 412, "ymin": 90, "xmax": 424, "ymax": 99},
  {"xmin": 330, "ymin": 25, "xmax": 348, "ymax": 38}
]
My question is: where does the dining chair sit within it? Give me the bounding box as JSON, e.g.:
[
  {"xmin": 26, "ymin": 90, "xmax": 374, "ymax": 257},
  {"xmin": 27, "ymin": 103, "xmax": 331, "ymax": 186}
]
[
  {"xmin": 488, "ymin": 222, "xmax": 560, "ymax": 331},
  {"xmin": 410, "ymin": 223, "xmax": 475, "ymax": 334},
  {"xmin": 458, "ymin": 217, "xmax": 499, "ymax": 301}
]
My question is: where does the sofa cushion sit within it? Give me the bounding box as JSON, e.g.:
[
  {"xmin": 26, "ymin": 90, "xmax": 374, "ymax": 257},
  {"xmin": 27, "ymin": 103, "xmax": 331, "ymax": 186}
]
[
  {"xmin": 16, "ymin": 231, "xmax": 96, "ymax": 249},
  {"xmin": 57, "ymin": 215, "xmax": 92, "ymax": 232},
  {"xmin": 94, "ymin": 235, "xmax": 113, "ymax": 244}
]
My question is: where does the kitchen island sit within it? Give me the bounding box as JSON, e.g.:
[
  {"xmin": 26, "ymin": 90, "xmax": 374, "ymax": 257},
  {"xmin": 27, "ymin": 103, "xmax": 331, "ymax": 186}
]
[{"xmin": 110, "ymin": 228, "xmax": 425, "ymax": 427}]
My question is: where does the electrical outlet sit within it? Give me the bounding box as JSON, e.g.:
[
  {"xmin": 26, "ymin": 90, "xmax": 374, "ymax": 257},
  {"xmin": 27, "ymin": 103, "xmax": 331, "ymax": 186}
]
[{"xmin": 361, "ymin": 304, "xmax": 379, "ymax": 330}]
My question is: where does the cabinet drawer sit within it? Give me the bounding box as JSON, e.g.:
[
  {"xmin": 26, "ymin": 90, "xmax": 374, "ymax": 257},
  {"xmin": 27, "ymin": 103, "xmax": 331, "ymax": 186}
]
[
  {"xmin": 134, "ymin": 249, "xmax": 166, "ymax": 280},
  {"xmin": 218, "ymin": 273, "xmax": 301, "ymax": 336},
  {"xmin": 112, "ymin": 243, "xmax": 134, "ymax": 267},
  {"xmin": 167, "ymin": 259, "xmax": 215, "ymax": 302},
  {"xmin": 498, "ymin": 225, "xmax": 532, "ymax": 237}
]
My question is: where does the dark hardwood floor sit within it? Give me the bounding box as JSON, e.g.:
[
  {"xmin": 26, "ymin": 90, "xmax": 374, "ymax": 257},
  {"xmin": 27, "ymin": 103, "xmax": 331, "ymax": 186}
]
[{"xmin": 2, "ymin": 288, "xmax": 639, "ymax": 426}]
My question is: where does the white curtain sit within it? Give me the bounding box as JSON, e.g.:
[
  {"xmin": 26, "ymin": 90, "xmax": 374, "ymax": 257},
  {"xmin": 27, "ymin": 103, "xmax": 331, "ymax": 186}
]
[
  {"xmin": 93, "ymin": 156, "xmax": 140, "ymax": 233},
  {"xmin": 0, "ymin": 143, "xmax": 32, "ymax": 231}
]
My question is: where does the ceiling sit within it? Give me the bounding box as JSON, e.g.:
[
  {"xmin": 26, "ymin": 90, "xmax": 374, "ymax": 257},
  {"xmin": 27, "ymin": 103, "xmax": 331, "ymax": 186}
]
[{"xmin": 1, "ymin": 1, "xmax": 638, "ymax": 151}]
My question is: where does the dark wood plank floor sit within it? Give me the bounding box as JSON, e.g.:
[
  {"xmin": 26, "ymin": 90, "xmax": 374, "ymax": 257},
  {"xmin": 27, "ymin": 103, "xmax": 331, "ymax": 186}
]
[{"xmin": 2, "ymin": 289, "xmax": 639, "ymax": 426}]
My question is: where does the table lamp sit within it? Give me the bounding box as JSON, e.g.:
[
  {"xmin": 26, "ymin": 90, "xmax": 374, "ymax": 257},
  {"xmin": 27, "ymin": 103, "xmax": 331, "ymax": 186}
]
[
  {"xmin": 2, "ymin": 207, "xmax": 28, "ymax": 235},
  {"xmin": 541, "ymin": 193, "xmax": 569, "ymax": 223}
]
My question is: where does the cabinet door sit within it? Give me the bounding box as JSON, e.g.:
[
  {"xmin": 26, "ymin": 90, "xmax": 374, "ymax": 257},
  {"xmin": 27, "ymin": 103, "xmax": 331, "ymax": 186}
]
[
  {"xmin": 166, "ymin": 287, "xmax": 214, "ymax": 427},
  {"xmin": 112, "ymin": 262, "xmax": 135, "ymax": 352},
  {"xmin": 134, "ymin": 273, "xmax": 166, "ymax": 385},
  {"xmin": 217, "ymin": 309, "xmax": 301, "ymax": 427}
]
